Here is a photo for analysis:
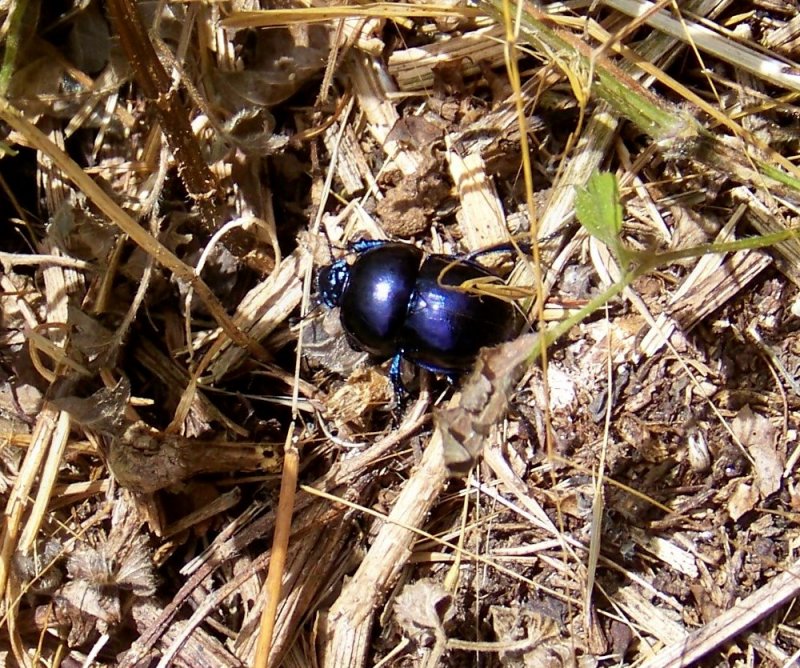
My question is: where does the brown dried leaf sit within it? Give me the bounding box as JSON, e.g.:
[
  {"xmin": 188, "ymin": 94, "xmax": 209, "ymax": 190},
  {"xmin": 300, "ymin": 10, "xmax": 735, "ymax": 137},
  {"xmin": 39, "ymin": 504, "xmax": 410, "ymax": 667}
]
[
  {"xmin": 58, "ymin": 577, "xmax": 121, "ymax": 626},
  {"xmin": 731, "ymin": 405, "xmax": 783, "ymax": 498},
  {"xmin": 67, "ymin": 532, "xmax": 156, "ymax": 597},
  {"xmin": 107, "ymin": 421, "xmax": 279, "ymax": 492},
  {"xmin": 55, "ymin": 583, "xmax": 111, "ymax": 646},
  {"xmin": 56, "ymin": 494, "xmax": 157, "ymax": 645},
  {"xmin": 436, "ymin": 334, "xmax": 537, "ymax": 476},
  {"xmin": 385, "ymin": 116, "xmax": 445, "ymax": 152},
  {"xmin": 11, "ymin": 538, "xmax": 63, "ymax": 594},
  {"xmin": 209, "ymin": 26, "xmax": 329, "ymax": 108},
  {"xmin": 302, "ymin": 308, "xmax": 369, "ymax": 376},
  {"xmin": 393, "ymin": 579, "xmax": 455, "ymax": 647},
  {"xmin": 728, "ymin": 481, "xmax": 759, "ymax": 521},
  {"xmin": 52, "ymin": 378, "xmax": 131, "ymax": 436},
  {"xmin": 490, "ymin": 603, "xmax": 565, "ymax": 666}
]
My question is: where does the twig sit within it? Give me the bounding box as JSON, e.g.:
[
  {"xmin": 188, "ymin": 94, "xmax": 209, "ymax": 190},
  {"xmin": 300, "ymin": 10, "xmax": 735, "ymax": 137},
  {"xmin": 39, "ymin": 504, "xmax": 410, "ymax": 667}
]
[{"xmin": 640, "ymin": 557, "xmax": 800, "ymax": 668}]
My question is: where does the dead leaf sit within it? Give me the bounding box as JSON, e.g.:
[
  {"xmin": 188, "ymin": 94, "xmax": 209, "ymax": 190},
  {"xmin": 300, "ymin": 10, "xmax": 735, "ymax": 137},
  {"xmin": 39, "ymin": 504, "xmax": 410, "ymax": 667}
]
[
  {"xmin": 731, "ymin": 405, "xmax": 783, "ymax": 498},
  {"xmin": 55, "ymin": 493, "xmax": 158, "ymax": 645},
  {"xmin": 52, "ymin": 378, "xmax": 131, "ymax": 436},
  {"xmin": 107, "ymin": 422, "xmax": 278, "ymax": 493},
  {"xmin": 393, "ymin": 579, "xmax": 455, "ymax": 648},
  {"xmin": 728, "ymin": 481, "xmax": 759, "ymax": 521},
  {"xmin": 489, "ymin": 603, "xmax": 566, "ymax": 666},
  {"xmin": 436, "ymin": 334, "xmax": 537, "ymax": 475}
]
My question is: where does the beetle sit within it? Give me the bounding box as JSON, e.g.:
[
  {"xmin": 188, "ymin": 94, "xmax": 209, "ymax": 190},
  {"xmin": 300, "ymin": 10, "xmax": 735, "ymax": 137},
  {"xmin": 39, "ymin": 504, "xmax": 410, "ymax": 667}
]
[{"xmin": 317, "ymin": 239, "xmax": 524, "ymax": 394}]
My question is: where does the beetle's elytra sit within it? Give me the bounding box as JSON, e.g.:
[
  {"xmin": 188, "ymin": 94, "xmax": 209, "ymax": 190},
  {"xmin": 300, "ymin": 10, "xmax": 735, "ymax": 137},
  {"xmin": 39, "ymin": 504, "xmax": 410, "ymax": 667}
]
[{"xmin": 318, "ymin": 240, "xmax": 522, "ymax": 392}]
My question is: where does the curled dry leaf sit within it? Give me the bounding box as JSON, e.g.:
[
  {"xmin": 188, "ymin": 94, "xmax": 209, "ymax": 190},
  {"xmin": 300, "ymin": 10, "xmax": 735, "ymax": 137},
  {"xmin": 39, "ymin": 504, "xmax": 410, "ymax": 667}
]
[
  {"xmin": 435, "ymin": 333, "xmax": 537, "ymax": 476},
  {"xmin": 210, "ymin": 26, "xmax": 329, "ymax": 109},
  {"xmin": 728, "ymin": 481, "xmax": 759, "ymax": 521},
  {"xmin": 66, "ymin": 536, "xmax": 156, "ymax": 598},
  {"xmin": 302, "ymin": 308, "xmax": 369, "ymax": 377},
  {"xmin": 57, "ymin": 578, "xmax": 121, "ymax": 645},
  {"xmin": 12, "ymin": 538, "xmax": 64, "ymax": 594},
  {"xmin": 686, "ymin": 428, "xmax": 711, "ymax": 473},
  {"xmin": 393, "ymin": 579, "xmax": 455, "ymax": 648},
  {"xmin": 55, "ymin": 493, "xmax": 157, "ymax": 646},
  {"xmin": 51, "ymin": 378, "xmax": 131, "ymax": 436},
  {"xmin": 731, "ymin": 405, "xmax": 783, "ymax": 498},
  {"xmin": 52, "ymin": 374, "xmax": 280, "ymax": 492},
  {"xmin": 490, "ymin": 603, "xmax": 564, "ymax": 666}
]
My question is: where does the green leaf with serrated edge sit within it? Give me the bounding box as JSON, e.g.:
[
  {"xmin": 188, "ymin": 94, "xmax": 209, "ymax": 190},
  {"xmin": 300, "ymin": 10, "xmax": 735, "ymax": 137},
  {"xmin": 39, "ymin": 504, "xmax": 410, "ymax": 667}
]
[{"xmin": 575, "ymin": 171, "xmax": 623, "ymax": 253}]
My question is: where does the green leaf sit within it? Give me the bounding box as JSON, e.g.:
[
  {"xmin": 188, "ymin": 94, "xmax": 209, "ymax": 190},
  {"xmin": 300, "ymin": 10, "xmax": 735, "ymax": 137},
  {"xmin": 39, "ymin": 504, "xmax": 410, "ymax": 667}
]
[{"xmin": 575, "ymin": 171, "xmax": 623, "ymax": 253}]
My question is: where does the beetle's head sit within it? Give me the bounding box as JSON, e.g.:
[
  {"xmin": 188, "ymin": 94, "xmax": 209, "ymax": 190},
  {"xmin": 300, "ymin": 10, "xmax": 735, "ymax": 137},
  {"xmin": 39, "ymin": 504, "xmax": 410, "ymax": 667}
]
[{"xmin": 318, "ymin": 259, "xmax": 350, "ymax": 308}]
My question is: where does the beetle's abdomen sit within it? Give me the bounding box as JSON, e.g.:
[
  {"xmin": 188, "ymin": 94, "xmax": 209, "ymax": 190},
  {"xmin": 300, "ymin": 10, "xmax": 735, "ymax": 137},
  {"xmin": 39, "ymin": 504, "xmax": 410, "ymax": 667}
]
[
  {"xmin": 403, "ymin": 255, "xmax": 520, "ymax": 372},
  {"xmin": 339, "ymin": 243, "xmax": 423, "ymax": 358}
]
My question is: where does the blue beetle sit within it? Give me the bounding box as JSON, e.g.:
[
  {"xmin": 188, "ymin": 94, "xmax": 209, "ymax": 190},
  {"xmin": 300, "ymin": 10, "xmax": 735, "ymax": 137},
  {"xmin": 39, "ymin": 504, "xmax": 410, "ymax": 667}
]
[{"xmin": 317, "ymin": 239, "xmax": 523, "ymax": 393}]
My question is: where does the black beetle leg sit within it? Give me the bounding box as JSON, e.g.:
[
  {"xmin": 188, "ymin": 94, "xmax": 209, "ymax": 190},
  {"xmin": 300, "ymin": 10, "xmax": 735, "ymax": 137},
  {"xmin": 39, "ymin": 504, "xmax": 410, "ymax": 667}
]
[
  {"xmin": 389, "ymin": 353, "xmax": 408, "ymax": 401},
  {"xmin": 466, "ymin": 240, "xmax": 532, "ymax": 261},
  {"xmin": 350, "ymin": 238, "xmax": 389, "ymax": 254},
  {"xmin": 442, "ymin": 371, "xmax": 459, "ymax": 387}
]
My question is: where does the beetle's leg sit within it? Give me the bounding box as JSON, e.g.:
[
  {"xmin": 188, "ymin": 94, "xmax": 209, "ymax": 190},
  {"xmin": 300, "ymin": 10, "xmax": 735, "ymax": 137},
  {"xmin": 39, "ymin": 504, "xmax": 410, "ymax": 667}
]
[
  {"xmin": 389, "ymin": 353, "xmax": 408, "ymax": 400},
  {"xmin": 349, "ymin": 238, "xmax": 390, "ymax": 254},
  {"xmin": 413, "ymin": 359, "xmax": 460, "ymax": 386},
  {"xmin": 442, "ymin": 371, "xmax": 459, "ymax": 386},
  {"xmin": 466, "ymin": 226, "xmax": 580, "ymax": 263},
  {"xmin": 466, "ymin": 240, "xmax": 532, "ymax": 261}
]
